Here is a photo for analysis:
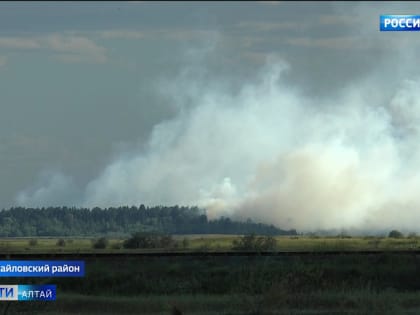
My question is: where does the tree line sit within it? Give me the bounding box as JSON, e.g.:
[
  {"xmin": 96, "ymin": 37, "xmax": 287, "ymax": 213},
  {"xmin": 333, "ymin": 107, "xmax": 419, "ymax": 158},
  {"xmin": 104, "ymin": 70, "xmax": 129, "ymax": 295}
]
[{"xmin": 0, "ymin": 206, "xmax": 297, "ymax": 237}]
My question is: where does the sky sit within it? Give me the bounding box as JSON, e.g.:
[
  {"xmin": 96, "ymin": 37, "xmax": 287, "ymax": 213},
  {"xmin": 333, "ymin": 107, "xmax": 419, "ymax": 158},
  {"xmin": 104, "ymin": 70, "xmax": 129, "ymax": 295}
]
[{"xmin": 2, "ymin": 1, "xmax": 420, "ymax": 232}]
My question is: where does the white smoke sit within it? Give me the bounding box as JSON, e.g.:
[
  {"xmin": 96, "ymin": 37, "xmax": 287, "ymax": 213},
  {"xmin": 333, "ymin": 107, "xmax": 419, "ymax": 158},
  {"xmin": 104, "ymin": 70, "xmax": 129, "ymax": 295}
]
[
  {"xmin": 16, "ymin": 171, "xmax": 78, "ymax": 208},
  {"xmin": 14, "ymin": 35, "xmax": 420, "ymax": 232},
  {"xmin": 71, "ymin": 53, "xmax": 420, "ymax": 232}
]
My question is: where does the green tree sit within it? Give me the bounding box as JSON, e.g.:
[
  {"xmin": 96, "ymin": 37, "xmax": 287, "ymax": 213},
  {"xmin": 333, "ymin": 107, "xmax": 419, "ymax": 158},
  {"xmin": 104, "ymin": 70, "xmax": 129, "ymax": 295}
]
[
  {"xmin": 93, "ymin": 237, "xmax": 109, "ymax": 249},
  {"xmin": 388, "ymin": 230, "xmax": 404, "ymax": 238}
]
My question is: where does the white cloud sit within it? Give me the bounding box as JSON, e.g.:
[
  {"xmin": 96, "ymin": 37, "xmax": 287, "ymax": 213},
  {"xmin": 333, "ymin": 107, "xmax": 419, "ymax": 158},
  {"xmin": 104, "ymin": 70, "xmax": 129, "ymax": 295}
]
[
  {"xmin": 0, "ymin": 34, "xmax": 107, "ymax": 64},
  {"xmin": 0, "ymin": 37, "xmax": 40, "ymax": 49},
  {"xmin": 287, "ymin": 36, "xmax": 359, "ymax": 50},
  {"xmin": 286, "ymin": 36, "xmax": 409, "ymax": 51},
  {"xmin": 44, "ymin": 34, "xmax": 107, "ymax": 63},
  {"xmin": 317, "ymin": 14, "xmax": 359, "ymax": 26},
  {"xmin": 99, "ymin": 30, "xmax": 147, "ymax": 39},
  {"xmin": 97, "ymin": 28, "xmax": 218, "ymax": 41},
  {"xmin": 235, "ymin": 21, "xmax": 303, "ymax": 32}
]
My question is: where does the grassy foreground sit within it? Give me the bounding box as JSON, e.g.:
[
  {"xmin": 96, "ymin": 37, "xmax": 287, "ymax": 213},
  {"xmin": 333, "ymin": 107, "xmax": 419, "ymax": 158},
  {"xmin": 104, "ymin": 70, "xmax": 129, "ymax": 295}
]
[
  {"xmin": 1, "ymin": 253, "xmax": 420, "ymax": 314},
  {"xmin": 2, "ymin": 236, "xmax": 420, "ymax": 314},
  {"xmin": 4, "ymin": 290, "xmax": 420, "ymax": 315}
]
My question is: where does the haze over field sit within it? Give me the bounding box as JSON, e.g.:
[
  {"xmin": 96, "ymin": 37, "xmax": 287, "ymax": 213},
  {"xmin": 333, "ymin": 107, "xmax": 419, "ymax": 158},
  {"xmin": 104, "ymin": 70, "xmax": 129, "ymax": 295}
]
[{"xmin": 2, "ymin": 2, "xmax": 420, "ymax": 232}]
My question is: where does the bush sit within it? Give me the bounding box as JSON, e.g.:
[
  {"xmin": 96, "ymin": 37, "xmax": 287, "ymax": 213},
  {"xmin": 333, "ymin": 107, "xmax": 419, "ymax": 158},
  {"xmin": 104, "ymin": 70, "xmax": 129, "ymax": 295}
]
[
  {"xmin": 56, "ymin": 238, "xmax": 66, "ymax": 247},
  {"xmin": 388, "ymin": 230, "xmax": 404, "ymax": 238},
  {"xmin": 93, "ymin": 237, "xmax": 109, "ymax": 249},
  {"xmin": 123, "ymin": 232, "xmax": 176, "ymax": 249},
  {"xmin": 28, "ymin": 239, "xmax": 37, "ymax": 246},
  {"xmin": 123, "ymin": 232, "xmax": 157, "ymax": 249}
]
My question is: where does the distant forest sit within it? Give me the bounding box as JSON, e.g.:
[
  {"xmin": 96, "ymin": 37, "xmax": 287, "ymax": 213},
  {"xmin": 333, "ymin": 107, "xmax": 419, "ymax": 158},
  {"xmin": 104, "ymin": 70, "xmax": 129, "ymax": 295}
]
[{"xmin": 0, "ymin": 206, "xmax": 297, "ymax": 237}]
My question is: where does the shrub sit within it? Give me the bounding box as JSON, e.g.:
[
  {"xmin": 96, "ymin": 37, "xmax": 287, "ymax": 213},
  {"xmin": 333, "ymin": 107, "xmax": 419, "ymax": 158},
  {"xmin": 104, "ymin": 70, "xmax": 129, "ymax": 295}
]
[
  {"xmin": 93, "ymin": 237, "xmax": 109, "ymax": 249},
  {"xmin": 56, "ymin": 238, "xmax": 66, "ymax": 247},
  {"xmin": 28, "ymin": 239, "xmax": 37, "ymax": 246},
  {"xmin": 123, "ymin": 232, "xmax": 177, "ymax": 249},
  {"xmin": 388, "ymin": 230, "xmax": 404, "ymax": 238},
  {"xmin": 123, "ymin": 232, "xmax": 157, "ymax": 249}
]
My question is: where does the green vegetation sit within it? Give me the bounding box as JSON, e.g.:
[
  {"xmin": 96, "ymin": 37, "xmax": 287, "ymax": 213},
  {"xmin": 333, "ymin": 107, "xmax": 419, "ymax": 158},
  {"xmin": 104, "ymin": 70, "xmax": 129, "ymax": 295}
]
[
  {"xmin": 181, "ymin": 237, "xmax": 189, "ymax": 249},
  {"xmin": 232, "ymin": 233, "xmax": 277, "ymax": 251},
  {"xmin": 5, "ymin": 290, "xmax": 420, "ymax": 315},
  {"xmin": 1, "ymin": 234, "xmax": 420, "ymax": 314},
  {"xmin": 56, "ymin": 238, "xmax": 66, "ymax": 247},
  {"xmin": 28, "ymin": 238, "xmax": 37, "ymax": 246},
  {"xmin": 0, "ymin": 208, "xmax": 417, "ymax": 315},
  {"xmin": 2, "ymin": 234, "xmax": 420, "ymax": 254},
  {"xmin": 389, "ymin": 229, "xmax": 404, "ymax": 238},
  {"xmin": 123, "ymin": 232, "xmax": 177, "ymax": 249},
  {"xmin": 92, "ymin": 237, "xmax": 109, "ymax": 249},
  {"xmin": 2, "ymin": 253, "xmax": 420, "ymax": 314},
  {"xmin": 0, "ymin": 206, "xmax": 295, "ymax": 237}
]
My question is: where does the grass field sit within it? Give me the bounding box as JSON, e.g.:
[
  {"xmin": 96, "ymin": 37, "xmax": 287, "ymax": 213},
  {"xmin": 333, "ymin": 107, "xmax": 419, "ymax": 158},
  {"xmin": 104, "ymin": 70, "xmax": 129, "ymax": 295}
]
[
  {"xmin": 1, "ymin": 235, "xmax": 420, "ymax": 253},
  {"xmin": 2, "ymin": 235, "xmax": 420, "ymax": 314},
  {"xmin": 5, "ymin": 290, "xmax": 420, "ymax": 315},
  {"xmin": 2, "ymin": 253, "xmax": 420, "ymax": 314}
]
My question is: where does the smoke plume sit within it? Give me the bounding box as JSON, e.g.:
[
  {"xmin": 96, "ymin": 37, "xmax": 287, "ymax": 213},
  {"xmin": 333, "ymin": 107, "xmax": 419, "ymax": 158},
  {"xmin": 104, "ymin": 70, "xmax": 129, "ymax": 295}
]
[
  {"xmin": 16, "ymin": 46, "xmax": 420, "ymax": 233},
  {"xmin": 71, "ymin": 54, "xmax": 420, "ymax": 232},
  {"xmin": 16, "ymin": 171, "xmax": 78, "ymax": 208}
]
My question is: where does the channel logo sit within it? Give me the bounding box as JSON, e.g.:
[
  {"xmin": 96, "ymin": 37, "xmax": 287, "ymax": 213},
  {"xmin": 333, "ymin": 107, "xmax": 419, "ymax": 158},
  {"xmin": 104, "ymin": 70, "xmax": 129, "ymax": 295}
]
[
  {"xmin": 0, "ymin": 285, "xmax": 56, "ymax": 301},
  {"xmin": 380, "ymin": 15, "xmax": 420, "ymax": 31}
]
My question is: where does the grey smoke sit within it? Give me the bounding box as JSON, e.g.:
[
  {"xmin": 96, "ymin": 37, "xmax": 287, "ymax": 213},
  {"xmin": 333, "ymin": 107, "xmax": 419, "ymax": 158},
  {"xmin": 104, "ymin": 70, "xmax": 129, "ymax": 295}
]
[
  {"xmin": 78, "ymin": 56, "xmax": 420, "ymax": 232},
  {"xmin": 15, "ymin": 49, "xmax": 420, "ymax": 232},
  {"xmin": 16, "ymin": 170, "xmax": 78, "ymax": 208}
]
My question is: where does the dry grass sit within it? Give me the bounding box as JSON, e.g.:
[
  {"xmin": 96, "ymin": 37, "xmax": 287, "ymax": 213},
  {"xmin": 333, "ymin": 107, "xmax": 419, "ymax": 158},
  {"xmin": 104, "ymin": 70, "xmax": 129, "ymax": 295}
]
[{"xmin": 1, "ymin": 235, "xmax": 420, "ymax": 254}]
